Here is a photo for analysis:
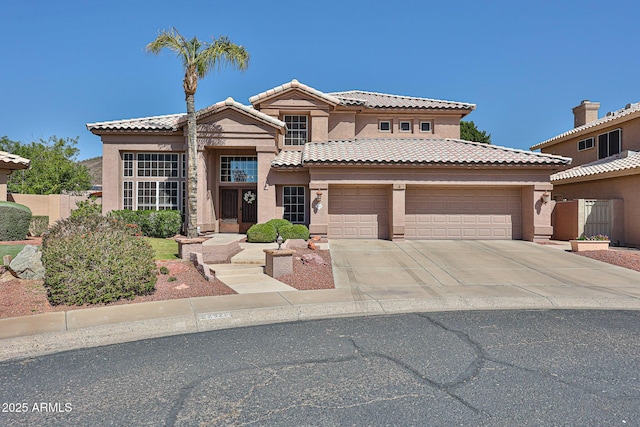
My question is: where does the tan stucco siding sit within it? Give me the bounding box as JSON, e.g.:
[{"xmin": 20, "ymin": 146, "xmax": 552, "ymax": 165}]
[
  {"xmin": 352, "ymin": 114, "xmax": 460, "ymax": 139},
  {"xmin": 540, "ymin": 118, "xmax": 640, "ymax": 167},
  {"xmin": 196, "ymin": 110, "xmax": 280, "ymax": 148},
  {"xmin": 553, "ymin": 174, "xmax": 640, "ymax": 246}
]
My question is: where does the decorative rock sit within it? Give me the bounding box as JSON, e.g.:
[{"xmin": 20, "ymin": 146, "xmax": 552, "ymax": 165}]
[
  {"xmin": 301, "ymin": 253, "xmax": 326, "ymax": 266},
  {"xmin": 307, "ymin": 241, "xmax": 317, "ymax": 250},
  {"xmin": 8, "ymin": 245, "xmax": 45, "ymax": 280}
]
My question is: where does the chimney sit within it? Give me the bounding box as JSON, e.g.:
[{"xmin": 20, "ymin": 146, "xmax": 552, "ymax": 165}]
[{"xmin": 572, "ymin": 100, "xmax": 600, "ymax": 128}]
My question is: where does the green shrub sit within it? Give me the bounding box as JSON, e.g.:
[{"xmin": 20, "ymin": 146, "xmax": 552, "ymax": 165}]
[
  {"xmin": 0, "ymin": 201, "xmax": 32, "ymax": 241},
  {"xmin": 266, "ymin": 218, "xmax": 292, "ymax": 234},
  {"xmin": 159, "ymin": 266, "xmax": 170, "ymax": 275},
  {"xmin": 70, "ymin": 198, "xmax": 102, "ymax": 218},
  {"xmin": 29, "ymin": 216, "xmax": 49, "ymax": 237},
  {"xmin": 246, "ymin": 223, "xmax": 277, "ymax": 243},
  {"xmin": 147, "ymin": 210, "xmax": 182, "ymax": 238},
  {"xmin": 279, "ymin": 224, "xmax": 310, "ymax": 241},
  {"xmin": 42, "ymin": 215, "xmax": 156, "ymax": 305},
  {"xmin": 108, "ymin": 210, "xmax": 182, "ymax": 238}
]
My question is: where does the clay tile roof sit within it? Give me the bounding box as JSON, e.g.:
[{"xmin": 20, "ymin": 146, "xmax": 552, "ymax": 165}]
[
  {"xmin": 86, "ymin": 113, "xmax": 184, "ymax": 132},
  {"xmin": 0, "ymin": 150, "xmax": 30, "ymax": 170},
  {"xmin": 185, "ymin": 97, "xmax": 286, "ymax": 129},
  {"xmin": 532, "ymin": 101, "xmax": 640, "ymax": 150},
  {"xmin": 249, "ymin": 79, "xmax": 341, "ymax": 106},
  {"xmin": 329, "ymin": 90, "xmax": 476, "ymax": 111},
  {"xmin": 551, "ymin": 150, "xmax": 640, "ymax": 182},
  {"xmin": 300, "ymin": 138, "xmax": 570, "ymax": 166},
  {"xmin": 87, "ymin": 98, "xmax": 286, "ymax": 133},
  {"xmin": 271, "ymin": 150, "xmax": 303, "ymax": 167}
]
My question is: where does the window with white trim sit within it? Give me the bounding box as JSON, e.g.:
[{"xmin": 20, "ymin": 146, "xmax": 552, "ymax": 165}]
[
  {"xmin": 284, "ymin": 115, "xmax": 308, "ymax": 145},
  {"xmin": 598, "ymin": 129, "xmax": 621, "ymax": 159},
  {"xmin": 399, "ymin": 121, "xmax": 411, "ymax": 132},
  {"xmin": 121, "ymin": 152, "xmax": 184, "ymax": 212},
  {"xmin": 283, "ymin": 186, "xmax": 305, "ymax": 224},
  {"xmin": 379, "ymin": 120, "xmax": 391, "ymax": 132},
  {"xmin": 220, "ymin": 156, "xmax": 257, "ymax": 182},
  {"xmin": 420, "ymin": 121, "xmax": 432, "ymax": 133},
  {"xmin": 137, "ymin": 153, "xmax": 179, "ymax": 177},
  {"xmin": 123, "ymin": 181, "xmax": 133, "ymax": 210},
  {"xmin": 578, "ymin": 137, "xmax": 594, "ymax": 151}
]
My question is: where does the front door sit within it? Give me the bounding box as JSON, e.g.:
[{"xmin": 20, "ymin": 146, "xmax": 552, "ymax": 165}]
[{"xmin": 220, "ymin": 188, "xmax": 257, "ymax": 233}]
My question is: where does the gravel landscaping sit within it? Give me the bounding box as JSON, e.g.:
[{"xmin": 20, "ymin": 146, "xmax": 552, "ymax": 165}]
[{"xmin": 0, "ymin": 244, "xmax": 335, "ymax": 319}]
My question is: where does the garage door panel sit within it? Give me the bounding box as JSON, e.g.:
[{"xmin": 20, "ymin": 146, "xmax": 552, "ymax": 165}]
[
  {"xmin": 406, "ymin": 187, "xmax": 522, "ymax": 240},
  {"xmin": 329, "ymin": 186, "xmax": 389, "ymax": 239}
]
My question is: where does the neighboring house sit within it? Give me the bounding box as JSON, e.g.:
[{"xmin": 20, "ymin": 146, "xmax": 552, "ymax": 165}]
[
  {"xmin": 0, "ymin": 150, "xmax": 30, "ymax": 201},
  {"xmin": 531, "ymin": 100, "xmax": 640, "ymax": 246},
  {"xmin": 88, "ymin": 79, "xmax": 569, "ymax": 241}
]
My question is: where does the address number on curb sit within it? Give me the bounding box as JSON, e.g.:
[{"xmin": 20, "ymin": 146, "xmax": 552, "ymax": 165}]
[{"xmin": 199, "ymin": 313, "xmax": 232, "ymax": 321}]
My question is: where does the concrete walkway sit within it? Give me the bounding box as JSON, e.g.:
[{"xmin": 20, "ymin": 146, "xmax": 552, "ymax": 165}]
[{"xmin": 1, "ymin": 240, "xmax": 640, "ymax": 362}]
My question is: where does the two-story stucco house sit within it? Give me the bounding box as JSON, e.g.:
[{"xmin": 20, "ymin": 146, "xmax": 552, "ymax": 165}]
[
  {"xmin": 531, "ymin": 100, "xmax": 640, "ymax": 246},
  {"xmin": 88, "ymin": 79, "xmax": 569, "ymax": 241}
]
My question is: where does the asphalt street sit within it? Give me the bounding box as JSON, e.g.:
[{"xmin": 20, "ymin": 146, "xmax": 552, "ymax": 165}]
[{"xmin": 1, "ymin": 310, "xmax": 640, "ymax": 426}]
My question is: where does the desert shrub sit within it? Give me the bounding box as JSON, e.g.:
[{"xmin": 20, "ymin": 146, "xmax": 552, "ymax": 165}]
[
  {"xmin": 266, "ymin": 218, "xmax": 292, "ymax": 234},
  {"xmin": 70, "ymin": 198, "xmax": 102, "ymax": 218},
  {"xmin": 279, "ymin": 224, "xmax": 310, "ymax": 241},
  {"xmin": 0, "ymin": 201, "xmax": 32, "ymax": 241},
  {"xmin": 246, "ymin": 223, "xmax": 277, "ymax": 243},
  {"xmin": 159, "ymin": 266, "xmax": 170, "ymax": 275},
  {"xmin": 29, "ymin": 215, "xmax": 49, "ymax": 237},
  {"xmin": 147, "ymin": 210, "xmax": 182, "ymax": 238},
  {"xmin": 108, "ymin": 210, "xmax": 181, "ymax": 238},
  {"xmin": 42, "ymin": 215, "xmax": 156, "ymax": 305}
]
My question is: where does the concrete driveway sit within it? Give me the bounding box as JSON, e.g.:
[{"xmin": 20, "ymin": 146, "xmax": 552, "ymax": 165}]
[{"xmin": 329, "ymin": 240, "xmax": 640, "ymax": 301}]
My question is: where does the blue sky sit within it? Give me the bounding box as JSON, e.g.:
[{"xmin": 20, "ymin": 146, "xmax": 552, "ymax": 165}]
[{"xmin": 1, "ymin": 0, "xmax": 639, "ymax": 160}]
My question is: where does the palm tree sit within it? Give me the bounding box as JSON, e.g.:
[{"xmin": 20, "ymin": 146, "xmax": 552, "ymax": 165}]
[{"xmin": 146, "ymin": 28, "xmax": 249, "ymax": 238}]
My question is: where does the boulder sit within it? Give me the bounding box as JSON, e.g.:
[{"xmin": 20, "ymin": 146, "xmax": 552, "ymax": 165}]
[
  {"xmin": 8, "ymin": 245, "xmax": 45, "ymax": 280},
  {"xmin": 301, "ymin": 253, "xmax": 326, "ymax": 266}
]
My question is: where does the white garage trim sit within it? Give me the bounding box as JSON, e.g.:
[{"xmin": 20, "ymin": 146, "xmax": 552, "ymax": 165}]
[
  {"xmin": 405, "ymin": 186, "xmax": 522, "ymax": 240},
  {"xmin": 328, "ymin": 186, "xmax": 389, "ymax": 239}
]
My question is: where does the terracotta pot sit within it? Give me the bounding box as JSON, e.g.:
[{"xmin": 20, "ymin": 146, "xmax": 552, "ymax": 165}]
[{"xmin": 569, "ymin": 240, "xmax": 610, "ymax": 252}]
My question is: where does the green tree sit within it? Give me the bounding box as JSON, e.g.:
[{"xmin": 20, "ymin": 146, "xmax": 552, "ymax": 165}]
[
  {"xmin": 460, "ymin": 121, "xmax": 491, "ymax": 144},
  {"xmin": 0, "ymin": 136, "xmax": 92, "ymax": 194},
  {"xmin": 146, "ymin": 28, "xmax": 249, "ymax": 238}
]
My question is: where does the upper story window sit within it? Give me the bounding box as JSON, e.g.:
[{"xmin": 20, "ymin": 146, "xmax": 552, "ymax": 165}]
[
  {"xmin": 577, "ymin": 137, "xmax": 594, "ymax": 151},
  {"xmin": 379, "ymin": 120, "xmax": 391, "ymax": 132},
  {"xmin": 136, "ymin": 153, "xmax": 179, "ymax": 177},
  {"xmin": 399, "ymin": 121, "xmax": 412, "ymax": 132},
  {"xmin": 284, "ymin": 115, "xmax": 308, "ymax": 145},
  {"xmin": 598, "ymin": 129, "xmax": 621, "ymax": 159},
  {"xmin": 420, "ymin": 121, "xmax": 432, "ymax": 133},
  {"xmin": 220, "ymin": 156, "xmax": 257, "ymax": 182}
]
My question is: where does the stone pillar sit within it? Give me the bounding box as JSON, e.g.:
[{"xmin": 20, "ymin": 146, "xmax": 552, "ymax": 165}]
[
  {"xmin": 263, "ymin": 249, "xmax": 295, "ymax": 278},
  {"xmin": 257, "ymin": 148, "xmax": 277, "ymax": 223},
  {"xmin": 308, "ymin": 182, "xmax": 328, "ymax": 237},
  {"xmin": 391, "ymin": 183, "xmax": 406, "ymax": 241},
  {"xmin": 196, "ymin": 149, "xmax": 209, "ymax": 232}
]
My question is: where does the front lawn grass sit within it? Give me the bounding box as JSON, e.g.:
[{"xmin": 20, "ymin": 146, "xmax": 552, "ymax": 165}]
[
  {"xmin": 0, "ymin": 245, "xmax": 25, "ymax": 261},
  {"xmin": 146, "ymin": 237, "xmax": 179, "ymax": 260}
]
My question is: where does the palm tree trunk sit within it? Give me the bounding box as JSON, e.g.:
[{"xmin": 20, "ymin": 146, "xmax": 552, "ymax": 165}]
[{"xmin": 186, "ymin": 93, "xmax": 198, "ymax": 238}]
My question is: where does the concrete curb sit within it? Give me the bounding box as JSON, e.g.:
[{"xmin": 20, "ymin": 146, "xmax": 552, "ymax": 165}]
[{"xmin": 2, "ymin": 289, "xmax": 640, "ymax": 362}]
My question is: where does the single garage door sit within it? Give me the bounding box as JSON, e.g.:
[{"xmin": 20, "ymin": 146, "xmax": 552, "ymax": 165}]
[
  {"xmin": 405, "ymin": 187, "xmax": 522, "ymax": 239},
  {"xmin": 328, "ymin": 186, "xmax": 389, "ymax": 239}
]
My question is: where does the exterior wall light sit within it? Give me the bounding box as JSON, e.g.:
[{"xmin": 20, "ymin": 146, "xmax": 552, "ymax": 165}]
[
  {"xmin": 315, "ymin": 191, "xmax": 323, "ymax": 210},
  {"xmin": 541, "ymin": 191, "xmax": 551, "ymax": 204},
  {"xmin": 276, "ymin": 234, "xmax": 284, "ymax": 250}
]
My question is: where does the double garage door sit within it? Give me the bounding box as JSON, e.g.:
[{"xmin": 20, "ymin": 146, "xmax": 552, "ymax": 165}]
[
  {"xmin": 405, "ymin": 187, "xmax": 522, "ymax": 239},
  {"xmin": 328, "ymin": 185, "xmax": 522, "ymax": 240}
]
